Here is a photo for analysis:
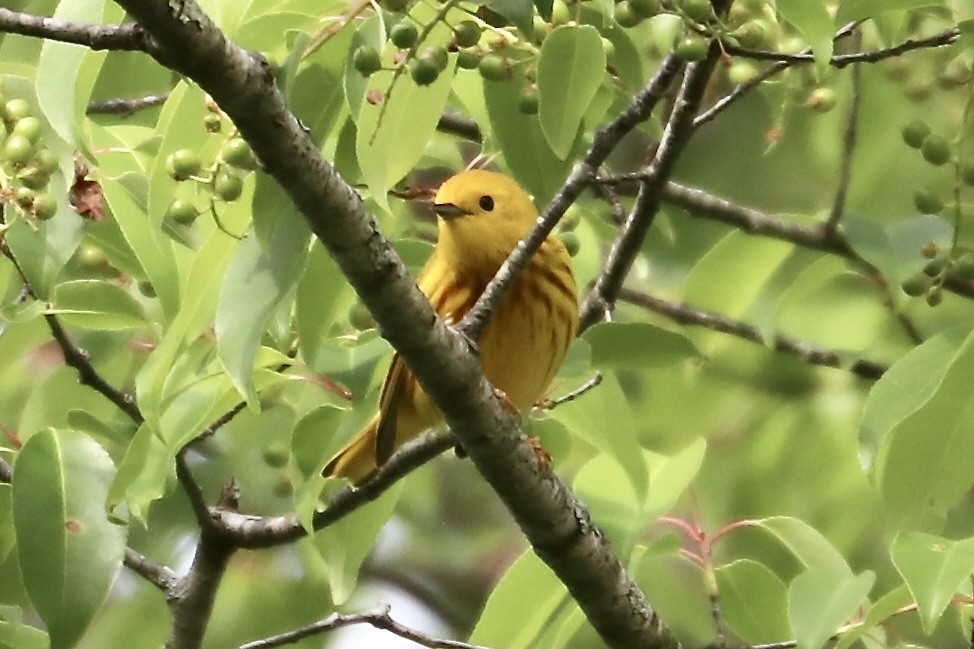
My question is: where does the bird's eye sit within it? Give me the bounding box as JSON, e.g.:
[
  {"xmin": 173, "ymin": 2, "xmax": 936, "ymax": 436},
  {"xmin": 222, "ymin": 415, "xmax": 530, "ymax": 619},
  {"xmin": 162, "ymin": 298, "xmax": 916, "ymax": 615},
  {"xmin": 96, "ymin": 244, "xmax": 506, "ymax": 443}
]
[{"xmin": 479, "ymin": 195, "xmax": 495, "ymax": 211}]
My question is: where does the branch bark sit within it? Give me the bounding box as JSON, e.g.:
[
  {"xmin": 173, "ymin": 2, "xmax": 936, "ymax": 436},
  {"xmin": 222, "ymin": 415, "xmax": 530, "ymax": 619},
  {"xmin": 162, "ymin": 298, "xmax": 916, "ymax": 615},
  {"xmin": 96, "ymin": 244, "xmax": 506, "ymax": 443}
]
[
  {"xmin": 0, "ymin": 8, "xmax": 145, "ymax": 50},
  {"xmin": 111, "ymin": 2, "xmax": 676, "ymax": 648}
]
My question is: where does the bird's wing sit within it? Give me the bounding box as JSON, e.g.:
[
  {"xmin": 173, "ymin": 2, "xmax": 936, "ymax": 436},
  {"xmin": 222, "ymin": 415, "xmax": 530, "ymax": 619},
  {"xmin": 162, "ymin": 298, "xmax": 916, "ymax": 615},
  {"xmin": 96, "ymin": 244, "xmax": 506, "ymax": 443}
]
[{"xmin": 374, "ymin": 353, "xmax": 405, "ymax": 465}]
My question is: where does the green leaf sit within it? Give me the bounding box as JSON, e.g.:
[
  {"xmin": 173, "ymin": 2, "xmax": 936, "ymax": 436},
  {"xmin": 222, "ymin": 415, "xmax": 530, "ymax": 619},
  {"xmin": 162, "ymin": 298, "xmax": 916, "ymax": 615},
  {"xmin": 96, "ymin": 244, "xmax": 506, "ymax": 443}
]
[
  {"xmin": 538, "ymin": 26, "xmax": 605, "ymax": 159},
  {"xmin": 0, "ymin": 620, "xmax": 48, "ymax": 649},
  {"xmin": 36, "ymin": 0, "xmax": 107, "ymax": 148},
  {"xmin": 891, "ymin": 532, "xmax": 974, "ymax": 634},
  {"xmin": 745, "ymin": 516, "xmax": 851, "ymax": 576},
  {"xmin": 788, "ymin": 570, "xmax": 874, "ymax": 649},
  {"xmin": 12, "ymin": 429, "xmax": 126, "ymax": 649},
  {"xmin": 0, "ymin": 484, "xmax": 13, "ymax": 566},
  {"xmin": 634, "ymin": 549, "xmax": 717, "ymax": 647},
  {"xmin": 548, "ymin": 371, "xmax": 647, "ymax": 500},
  {"xmin": 870, "ymin": 327, "xmax": 974, "ymax": 528},
  {"xmin": 470, "ymin": 549, "xmax": 569, "ymax": 648},
  {"xmin": 487, "ymin": 0, "xmax": 535, "ymax": 38},
  {"xmin": 356, "ymin": 58, "xmax": 456, "ymax": 213},
  {"xmin": 311, "ymin": 480, "xmax": 403, "ymax": 604},
  {"xmin": 100, "ymin": 178, "xmax": 181, "ymax": 321},
  {"xmin": 583, "ymin": 321, "xmax": 700, "ymax": 369},
  {"xmin": 3, "ymin": 199, "xmax": 84, "ymax": 300},
  {"xmin": 106, "ymin": 423, "xmax": 172, "ymax": 524},
  {"xmin": 837, "ymin": 0, "xmax": 946, "ymax": 23},
  {"xmin": 48, "ymin": 280, "xmax": 145, "ymax": 330},
  {"xmin": 833, "ymin": 586, "xmax": 913, "ymax": 649},
  {"xmin": 295, "ymin": 246, "xmax": 354, "ymax": 367},
  {"xmin": 483, "ymin": 62, "xmax": 574, "ymax": 204},
  {"xmin": 716, "ymin": 559, "xmax": 792, "ymax": 645},
  {"xmin": 776, "ymin": 0, "xmax": 834, "ymax": 71},
  {"xmin": 217, "ymin": 211, "xmax": 309, "ymax": 405}
]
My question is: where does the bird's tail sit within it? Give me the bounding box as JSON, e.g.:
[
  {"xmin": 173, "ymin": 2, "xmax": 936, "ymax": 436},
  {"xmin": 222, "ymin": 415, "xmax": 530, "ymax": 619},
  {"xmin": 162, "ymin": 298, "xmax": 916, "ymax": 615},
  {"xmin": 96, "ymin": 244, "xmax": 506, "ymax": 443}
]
[{"xmin": 322, "ymin": 413, "xmax": 380, "ymax": 486}]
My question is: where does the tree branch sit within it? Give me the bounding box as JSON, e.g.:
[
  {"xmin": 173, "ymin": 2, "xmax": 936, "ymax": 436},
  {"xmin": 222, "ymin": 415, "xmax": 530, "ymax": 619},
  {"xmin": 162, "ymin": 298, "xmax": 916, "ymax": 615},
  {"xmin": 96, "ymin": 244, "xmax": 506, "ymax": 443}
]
[
  {"xmin": 236, "ymin": 604, "xmax": 489, "ymax": 649},
  {"xmin": 166, "ymin": 534, "xmax": 235, "ymax": 649},
  {"xmin": 825, "ymin": 30, "xmax": 862, "ymax": 233},
  {"xmin": 580, "ymin": 50, "xmax": 721, "ymax": 331},
  {"xmin": 123, "ymin": 548, "xmax": 179, "ymax": 592},
  {"xmin": 722, "ymin": 26, "xmax": 959, "ymax": 68},
  {"xmin": 0, "ymin": 8, "xmax": 146, "ymax": 50},
  {"xmin": 617, "ymin": 288, "xmax": 888, "ymax": 380},
  {"xmin": 87, "ymin": 93, "xmax": 169, "ymax": 115}
]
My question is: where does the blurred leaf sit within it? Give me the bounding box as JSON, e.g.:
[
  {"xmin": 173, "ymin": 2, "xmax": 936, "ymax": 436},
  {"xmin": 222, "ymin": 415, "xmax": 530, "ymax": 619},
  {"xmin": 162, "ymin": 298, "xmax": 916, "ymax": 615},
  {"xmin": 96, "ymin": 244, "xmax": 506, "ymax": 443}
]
[
  {"xmin": 538, "ymin": 26, "xmax": 605, "ymax": 159},
  {"xmin": 837, "ymin": 0, "xmax": 946, "ymax": 23},
  {"xmin": 0, "ymin": 620, "xmax": 48, "ymax": 649},
  {"xmin": 48, "ymin": 280, "xmax": 145, "ymax": 330},
  {"xmin": 788, "ymin": 570, "xmax": 874, "ymax": 649},
  {"xmin": 217, "ymin": 214, "xmax": 309, "ymax": 405},
  {"xmin": 583, "ymin": 321, "xmax": 700, "ymax": 369},
  {"xmin": 871, "ymin": 327, "xmax": 974, "ymax": 528},
  {"xmin": 312, "ymin": 480, "xmax": 403, "ymax": 605},
  {"xmin": 745, "ymin": 517, "xmax": 852, "ymax": 576},
  {"xmin": 833, "ymin": 585, "xmax": 913, "ymax": 649},
  {"xmin": 356, "ymin": 58, "xmax": 456, "ymax": 213},
  {"xmin": 295, "ymin": 246, "xmax": 353, "ymax": 367},
  {"xmin": 776, "ymin": 0, "xmax": 834, "ymax": 71},
  {"xmin": 315, "ymin": 331, "xmax": 390, "ymax": 401},
  {"xmin": 3, "ymin": 199, "xmax": 84, "ymax": 300},
  {"xmin": 891, "ymin": 532, "xmax": 974, "ymax": 634},
  {"xmin": 470, "ymin": 550, "xmax": 568, "ymax": 648},
  {"xmin": 12, "ymin": 429, "xmax": 126, "ymax": 649},
  {"xmin": 106, "ymin": 423, "xmax": 171, "ymax": 524},
  {"xmin": 0, "ymin": 484, "xmax": 12, "ymax": 566},
  {"xmin": 634, "ymin": 548, "xmax": 717, "ymax": 647},
  {"xmin": 549, "ymin": 371, "xmax": 647, "ymax": 500},
  {"xmin": 488, "ymin": 0, "xmax": 533, "ymax": 33},
  {"xmin": 717, "ymin": 559, "xmax": 791, "ymax": 645}
]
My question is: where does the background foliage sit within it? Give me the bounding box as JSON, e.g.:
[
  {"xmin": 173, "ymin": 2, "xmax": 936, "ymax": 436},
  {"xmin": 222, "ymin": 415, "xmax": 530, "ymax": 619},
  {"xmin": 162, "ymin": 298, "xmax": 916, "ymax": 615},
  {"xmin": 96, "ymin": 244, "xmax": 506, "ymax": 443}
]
[{"xmin": 2, "ymin": 0, "xmax": 974, "ymax": 648}]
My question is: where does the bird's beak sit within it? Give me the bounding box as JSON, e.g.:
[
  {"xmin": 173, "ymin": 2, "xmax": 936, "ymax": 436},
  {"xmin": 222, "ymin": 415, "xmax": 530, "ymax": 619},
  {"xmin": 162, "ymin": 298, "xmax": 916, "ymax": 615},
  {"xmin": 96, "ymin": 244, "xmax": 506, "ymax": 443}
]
[{"xmin": 432, "ymin": 202, "xmax": 470, "ymax": 219}]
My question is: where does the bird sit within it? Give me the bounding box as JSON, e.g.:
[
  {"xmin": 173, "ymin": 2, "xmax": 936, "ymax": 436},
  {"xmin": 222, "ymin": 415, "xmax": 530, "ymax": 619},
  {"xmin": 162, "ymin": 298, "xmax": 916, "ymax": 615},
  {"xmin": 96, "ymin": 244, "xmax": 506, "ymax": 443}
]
[{"xmin": 322, "ymin": 169, "xmax": 579, "ymax": 485}]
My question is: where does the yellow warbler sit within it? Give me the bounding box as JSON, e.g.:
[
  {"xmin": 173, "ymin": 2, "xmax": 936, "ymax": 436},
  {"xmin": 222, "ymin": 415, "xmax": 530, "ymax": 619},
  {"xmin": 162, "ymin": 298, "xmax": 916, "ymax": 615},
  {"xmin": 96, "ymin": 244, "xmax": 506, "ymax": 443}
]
[{"xmin": 323, "ymin": 169, "xmax": 578, "ymax": 484}]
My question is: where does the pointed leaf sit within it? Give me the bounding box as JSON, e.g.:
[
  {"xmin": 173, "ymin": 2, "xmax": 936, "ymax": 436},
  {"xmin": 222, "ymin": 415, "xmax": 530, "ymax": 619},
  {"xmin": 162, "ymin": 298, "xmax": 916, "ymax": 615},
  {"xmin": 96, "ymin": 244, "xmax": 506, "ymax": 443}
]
[
  {"xmin": 49, "ymin": 280, "xmax": 145, "ymax": 330},
  {"xmin": 716, "ymin": 559, "xmax": 792, "ymax": 645},
  {"xmin": 788, "ymin": 570, "xmax": 874, "ymax": 649},
  {"xmin": 776, "ymin": 0, "xmax": 834, "ymax": 70},
  {"xmin": 584, "ymin": 321, "xmax": 700, "ymax": 369},
  {"xmin": 745, "ymin": 516, "xmax": 851, "ymax": 576},
  {"xmin": 891, "ymin": 532, "xmax": 974, "ymax": 634},
  {"xmin": 12, "ymin": 430, "xmax": 126, "ymax": 649}
]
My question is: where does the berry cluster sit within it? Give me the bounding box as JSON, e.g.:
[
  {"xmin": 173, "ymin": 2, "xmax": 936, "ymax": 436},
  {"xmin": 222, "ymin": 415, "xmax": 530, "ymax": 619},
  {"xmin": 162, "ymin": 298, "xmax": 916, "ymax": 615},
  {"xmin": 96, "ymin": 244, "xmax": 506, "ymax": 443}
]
[
  {"xmin": 163, "ymin": 104, "xmax": 258, "ymax": 228},
  {"xmin": 0, "ymin": 94, "xmax": 59, "ymax": 224}
]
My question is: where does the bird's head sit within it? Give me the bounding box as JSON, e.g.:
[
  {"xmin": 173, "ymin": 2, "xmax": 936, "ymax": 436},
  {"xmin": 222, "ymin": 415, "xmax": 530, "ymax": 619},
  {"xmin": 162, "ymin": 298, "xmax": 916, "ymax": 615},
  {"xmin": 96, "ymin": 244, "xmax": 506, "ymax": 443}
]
[{"xmin": 431, "ymin": 169, "xmax": 539, "ymax": 275}]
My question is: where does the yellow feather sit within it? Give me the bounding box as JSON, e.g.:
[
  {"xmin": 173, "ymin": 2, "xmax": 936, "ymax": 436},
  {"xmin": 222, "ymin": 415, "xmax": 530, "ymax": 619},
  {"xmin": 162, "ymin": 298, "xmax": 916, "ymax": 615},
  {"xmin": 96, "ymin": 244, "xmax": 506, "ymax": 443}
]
[{"xmin": 323, "ymin": 170, "xmax": 578, "ymax": 485}]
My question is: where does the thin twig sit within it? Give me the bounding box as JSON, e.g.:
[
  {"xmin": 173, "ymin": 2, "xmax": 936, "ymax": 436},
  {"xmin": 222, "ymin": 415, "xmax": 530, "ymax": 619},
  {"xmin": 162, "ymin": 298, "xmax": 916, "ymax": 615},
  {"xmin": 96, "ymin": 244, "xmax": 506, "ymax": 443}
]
[
  {"xmin": 825, "ymin": 30, "xmax": 862, "ymax": 233},
  {"xmin": 617, "ymin": 288, "xmax": 888, "ymax": 380},
  {"xmin": 123, "ymin": 548, "xmax": 179, "ymax": 592},
  {"xmin": 0, "ymin": 8, "xmax": 146, "ymax": 50},
  {"xmin": 437, "ymin": 112, "xmax": 483, "ymax": 142},
  {"xmin": 579, "ymin": 51, "xmax": 721, "ymax": 331},
  {"xmin": 87, "ymin": 93, "xmax": 169, "ymax": 115},
  {"xmin": 236, "ymin": 604, "xmax": 490, "ymax": 649},
  {"xmin": 723, "ymin": 26, "xmax": 959, "ymax": 69},
  {"xmin": 695, "ymin": 22, "xmax": 861, "ymax": 130},
  {"xmin": 539, "ymin": 372, "xmax": 604, "ymax": 410},
  {"xmin": 175, "ymin": 449, "xmax": 215, "ymax": 532}
]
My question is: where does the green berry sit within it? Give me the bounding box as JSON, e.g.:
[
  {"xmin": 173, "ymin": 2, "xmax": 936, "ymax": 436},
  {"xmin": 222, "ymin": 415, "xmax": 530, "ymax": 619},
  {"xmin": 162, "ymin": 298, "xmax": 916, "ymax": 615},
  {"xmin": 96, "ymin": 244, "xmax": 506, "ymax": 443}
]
[
  {"xmin": 33, "ymin": 149, "xmax": 58, "ymax": 174},
  {"xmin": 3, "ymin": 134, "xmax": 34, "ymax": 166},
  {"xmin": 478, "ymin": 53, "xmax": 509, "ymax": 81},
  {"xmin": 76, "ymin": 244, "xmax": 108, "ymax": 270},
  {"xmin": 731, "ymin": 20, "xmax": 771, "ymax": 49},
  {"xmin": 920, "ymin": 241, "xmax": 939, "ymax": 259},
  {"xmin": 410, "ymin": 57, "xmax": 440, "ymax": 86},
  {"xmin": 551, "ymin": 0, "xmax": 570, "ymax": 25},
  {"xmin": 454, "ymin": 21, "xmax": 481, "ymax": 48},
  {"xmin": 203, "ymin": 114, "xmax": 222, "ymax": 133},
  {"xmin": 518, "ymin": 85, "xmax": 539, "ymax": 114},
  {"xmin": 681, "ymin": 0, "xmax": 714, "ymax": 22},
  {"xmin": 14, "ymin": 186, "xmax": 34, "ymax": 208},
  {"xmin": 921, "ymin": 134, "xmax": 951, "ymax": 166},
  {"xmin": 12, "ymin": 117, "xmax": 41, "ymax": 144},
  {"xmin": 3, "ymin": 98, "xmax": 30, "ymax": 123},
  {"xmin": 457, "ymin": 47, "xmax": 482, "ymax": 70},
  {"xmin": 353, "ymin": 45, "xmax": 382, "ymax": 76},
  {"xmin": 137, "ymin": 280, "xmax": 157, "ymax": 298},
  {"xmin": 390, "ymin": 22, "xmax": 419, "ymax": 48},
  {"xmin": 273, "ymin": 473, "xmax": 293, "ymax": 497},
  {"xmin": 901, "ymin": 119, "xmax": 931, "ymax": 149},
  {"xmin": 17, "ymin": 165, "xmax": 49, "ymax": 190},
  {"xmin": 262, "ymin": 444, "xmax": 290, "ymax": 468},
  {"xmin": 32, "ymin": 193, "xmax": 57, "ymax": 221},
  {"xmin": 424, "ymin": 47, "xmax": 448, "ymax": 71},
  {"xmin": 601, "ymin": 37, "xmax": 615, "ymax": 61},
  {"xmin": 615, "ymin": 1, "xmax": 643, "ymax": 28},
  {"xmin": 925, "ymin": 286, "xmax": 943, "ymax": 307},
  {"xmin": 914, "ymin": 187, "xmax": 943, "ymax": 214},
  {"xmin": 166, "ymin": 149, "xmax": 202, "ymax": 181},
  {"xmin": 727, "ymin": 61, "xmax": 758, "ymax": 85},
  {"xmin": 805, "ymin": 87, "xmax": 836, "ymax": 112},
  {"xmin": 214, "ymin": 168, "xmax": 244, "ymax": 201},
  {"xmin": 222, "ymin": 138, "xmax": 257, "ymax": 170},
  {"xmin": 532, "ymin": 15, "xmax": 551, "ymax": 41},
  {"xmin": 675, "ymin": 35, "xmax": 709, "ymax": 61},
  {"xmin": 962, "ymin": 161, "xmax": 974, "ymax": 187},
  {"xmin": 628, "ymin": 0, "xmax": 659, "ymax": 18},
  {"xmin": 166, "ymin": 199, "xmax": 198, "ymax": 224},
  {"xmin": 558, "ymin": 232, "xmax": 580, "ymax": 257},
  {"xmin": 901, "ymin": 272, "xmax": 930, "ymax": 297},
  {"xmin": 923, "ymin": 257, "xmax": 948, "ymax": 278}
]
